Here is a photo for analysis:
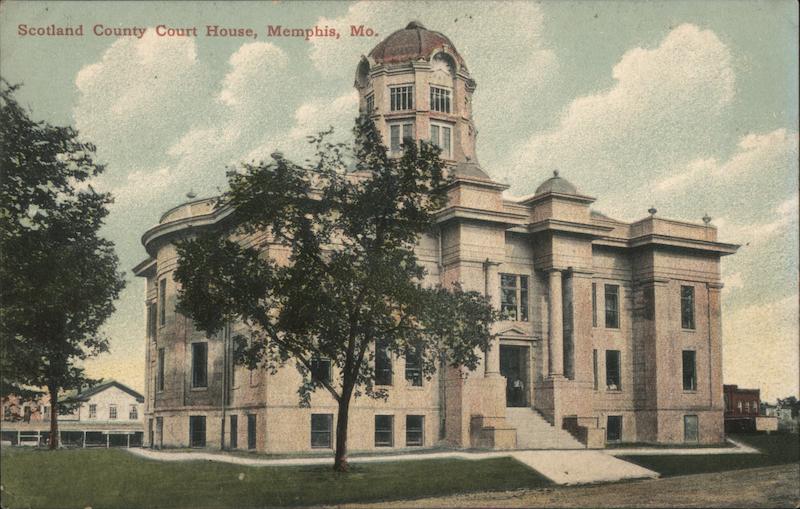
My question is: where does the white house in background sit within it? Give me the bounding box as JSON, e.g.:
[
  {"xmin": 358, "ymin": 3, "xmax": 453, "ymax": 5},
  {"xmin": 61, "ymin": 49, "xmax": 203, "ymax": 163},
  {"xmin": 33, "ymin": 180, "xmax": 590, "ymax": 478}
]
[{"xmin": 0, "ymin": 380, "xmax": 145, "ymax": 447}]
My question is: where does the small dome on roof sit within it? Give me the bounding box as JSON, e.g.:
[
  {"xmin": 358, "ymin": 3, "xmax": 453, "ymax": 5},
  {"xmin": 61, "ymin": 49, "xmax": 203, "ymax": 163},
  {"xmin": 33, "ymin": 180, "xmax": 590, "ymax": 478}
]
[
  {"xmin": 368, "ymin": 21, "xmax": 465, "ymax": 67},
  {"xmin": 534, "ymin": 170, "xmax": 579, "ymax": 196}
]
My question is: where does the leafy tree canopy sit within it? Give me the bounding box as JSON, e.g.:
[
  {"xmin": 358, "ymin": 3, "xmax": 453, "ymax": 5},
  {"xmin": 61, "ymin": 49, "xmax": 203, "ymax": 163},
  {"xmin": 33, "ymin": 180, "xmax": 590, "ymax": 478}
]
[{"xmin": 175, "ymin": 116, "xmax": 496, "ymax": 469}]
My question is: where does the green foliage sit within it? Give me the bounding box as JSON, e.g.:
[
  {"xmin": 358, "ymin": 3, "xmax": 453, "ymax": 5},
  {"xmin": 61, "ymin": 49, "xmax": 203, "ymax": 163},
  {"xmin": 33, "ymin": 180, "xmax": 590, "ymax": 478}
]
[
  {"xmin": 175, "ymin": 115, "xmax": 497, "ymax": 466},
  {"xmin": 0, "ymin": 80, "xmax": 125, "ymax": 417}
]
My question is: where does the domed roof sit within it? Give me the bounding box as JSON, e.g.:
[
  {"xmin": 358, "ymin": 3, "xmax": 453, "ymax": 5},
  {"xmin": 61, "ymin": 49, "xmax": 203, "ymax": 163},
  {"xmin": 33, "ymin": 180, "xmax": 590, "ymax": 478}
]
[
  {"xmin": 535, "ymin": 170, "xmax": 579, "ymax": 196},
  {"xmin": 368, "ymin": 21, "xmax": 465, "ymax": 67}
]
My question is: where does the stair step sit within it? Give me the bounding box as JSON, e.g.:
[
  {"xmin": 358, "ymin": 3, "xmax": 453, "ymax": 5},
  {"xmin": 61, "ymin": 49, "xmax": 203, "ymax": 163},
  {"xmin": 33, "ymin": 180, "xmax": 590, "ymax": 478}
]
[{"xmin": 505, "ymin": 407, "xmax": 585, "ymax": 449}]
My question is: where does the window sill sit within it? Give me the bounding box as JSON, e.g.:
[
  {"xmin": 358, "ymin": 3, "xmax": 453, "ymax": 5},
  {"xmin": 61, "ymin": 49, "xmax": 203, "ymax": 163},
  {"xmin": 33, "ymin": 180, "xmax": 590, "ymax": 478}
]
[
  {"xmin": 681, "ymin": 328, "xmax": 697, "ymax": 333},
  {"xmin": 190, "ymin": 387, "xmax": 208, "ymax": 392},
  {"xmin": 405, "ymin": 385, "xmax": 425, "ymax": 391},
  {"xmin": 605, "ymin": 389, "xmax": 623, "ymax": 393},
  {"xmin": 683, "ymin": 390, "xmax": 698, "ymax": 394}
]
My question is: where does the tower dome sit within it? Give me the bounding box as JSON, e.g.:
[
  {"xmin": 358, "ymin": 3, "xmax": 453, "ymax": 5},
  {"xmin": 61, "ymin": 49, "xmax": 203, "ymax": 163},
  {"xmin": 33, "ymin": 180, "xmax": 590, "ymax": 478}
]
[
  {"xmin": 535, "ymin": 171, "xmax": 579, "ymax": 196},
  {"xmin": 368, "ymin": 21, "xmax": 466, "ymax": 68}
]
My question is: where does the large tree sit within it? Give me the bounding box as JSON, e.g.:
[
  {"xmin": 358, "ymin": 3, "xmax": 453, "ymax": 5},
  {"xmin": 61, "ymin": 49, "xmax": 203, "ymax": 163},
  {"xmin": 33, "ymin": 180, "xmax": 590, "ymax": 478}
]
[
  {"xmin": 0, "ymin": 80, "xmax": 126, "ymax": 448},
  {"xmin": 175, "ymin": 117, "xmax": 496, "ymax": 471}
]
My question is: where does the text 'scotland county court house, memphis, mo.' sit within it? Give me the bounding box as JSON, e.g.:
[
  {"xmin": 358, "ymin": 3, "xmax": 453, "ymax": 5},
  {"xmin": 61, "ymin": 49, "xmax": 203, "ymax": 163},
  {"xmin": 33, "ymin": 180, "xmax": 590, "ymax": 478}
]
[{"xmin": 133, "ymin": 22, "xmax": 739, "ymax": 453}]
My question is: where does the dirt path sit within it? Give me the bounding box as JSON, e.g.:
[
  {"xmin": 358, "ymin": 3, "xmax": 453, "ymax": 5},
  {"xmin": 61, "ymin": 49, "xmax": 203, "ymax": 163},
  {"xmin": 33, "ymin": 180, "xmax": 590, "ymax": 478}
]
[{"xmin": 344, "ymin": 464, "xmax": 799, "ymax": 508}]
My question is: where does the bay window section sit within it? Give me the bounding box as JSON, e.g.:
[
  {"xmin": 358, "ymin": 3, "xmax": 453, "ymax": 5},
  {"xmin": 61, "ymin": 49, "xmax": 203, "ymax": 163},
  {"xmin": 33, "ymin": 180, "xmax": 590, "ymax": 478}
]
[
  {"xmin": 430, "ymin": 86, "xmax": 451, "ymax": 113},
  {"xmin": 390, "ymin": 85, "xmax": 413, "ymax": 111},
  {"xmin": 429, "ymin": 123, "xmax": 452, "ymax": 158},
  {"xmin": 389, "ymin": 122, "xmax": 414, "ymax": 153}
]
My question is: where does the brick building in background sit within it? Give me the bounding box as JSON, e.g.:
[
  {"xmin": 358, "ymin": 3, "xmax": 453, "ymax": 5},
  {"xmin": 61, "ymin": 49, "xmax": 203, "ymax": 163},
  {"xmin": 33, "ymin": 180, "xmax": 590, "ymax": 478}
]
[{"xmin": 133, "ymin": 21, "xmax": 738, "ymax": 453}]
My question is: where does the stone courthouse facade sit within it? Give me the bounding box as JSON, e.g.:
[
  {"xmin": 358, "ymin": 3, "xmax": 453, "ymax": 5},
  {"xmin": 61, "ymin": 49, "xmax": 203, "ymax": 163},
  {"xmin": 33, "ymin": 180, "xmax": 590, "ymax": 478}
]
[{"xmin": 134, "ymin": 22, "xmax": 738, "ymax": 452}]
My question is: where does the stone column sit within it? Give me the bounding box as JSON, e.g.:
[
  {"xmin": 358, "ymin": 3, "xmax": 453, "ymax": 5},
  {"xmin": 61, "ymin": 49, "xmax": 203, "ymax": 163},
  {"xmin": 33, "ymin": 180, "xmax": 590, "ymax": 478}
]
[
  {"xmin": 548, "ymin": 269, "xmax": 564, "ymax": 377},
  {"xmin": 485, "ymin": 261, "xmax": 501, "ymax": 376}
]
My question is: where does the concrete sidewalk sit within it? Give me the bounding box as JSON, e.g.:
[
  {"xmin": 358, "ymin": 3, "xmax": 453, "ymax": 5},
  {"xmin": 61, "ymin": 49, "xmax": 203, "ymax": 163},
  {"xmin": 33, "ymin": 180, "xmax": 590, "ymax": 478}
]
[
  {"xmin": 126, "ymin": 448, "xmax": 658, "ymax": 485},
  {"xmin": 604, "ymin": 438, "xmax": 759, "ymax": 456}
]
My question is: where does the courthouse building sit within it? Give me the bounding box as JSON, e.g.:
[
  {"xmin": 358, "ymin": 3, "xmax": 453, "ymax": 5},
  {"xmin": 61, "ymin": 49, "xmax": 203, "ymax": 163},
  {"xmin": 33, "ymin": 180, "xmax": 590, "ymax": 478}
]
[{"xmin": 134, "ymin": 22, "xmax": 738, "ymax": 452}]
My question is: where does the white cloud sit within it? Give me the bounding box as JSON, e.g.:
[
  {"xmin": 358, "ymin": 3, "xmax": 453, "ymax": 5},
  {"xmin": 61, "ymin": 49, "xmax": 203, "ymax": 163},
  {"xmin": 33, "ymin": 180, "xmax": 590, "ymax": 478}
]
[
  {"xmin": 717, "ymin": 192, "xmax": 798, "ymax": 245},
  {"xmin": 218, "ymin": 42, "xmax": 289, "ymax": 107},
  {"xmin": 502, "ymin": 23, "xmax": 734, "ymax": 207},
  {"xmin": 723, "ymin": 294, "xmax": 799, "ymax": 401}
]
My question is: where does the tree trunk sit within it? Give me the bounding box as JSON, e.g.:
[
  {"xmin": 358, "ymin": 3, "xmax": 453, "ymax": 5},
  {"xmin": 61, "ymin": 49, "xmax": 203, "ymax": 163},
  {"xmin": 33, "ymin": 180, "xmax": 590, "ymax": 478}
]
[
  {"xmin": 48, "ymin": 385, "xmax": 59, "ymax": 450},
  {"xmin": 333, "ymin": 384, "xmax": 354, "ymax": 472}
]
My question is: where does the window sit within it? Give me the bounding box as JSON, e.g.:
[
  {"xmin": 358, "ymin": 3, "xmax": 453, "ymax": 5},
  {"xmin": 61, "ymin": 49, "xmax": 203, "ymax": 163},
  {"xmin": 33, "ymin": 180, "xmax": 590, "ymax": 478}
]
[
  {"xmin": 43, "ymin": 406, "xmax": 50, "ymax": 419},
  {"xmin": 375, "ymin": 339, "xmax": 392, "ymax": 386},
  {"xmin": 375, "ymin": 415, "xmax": 394, "ymax": 447},
  {"xmin": 229, "ymin": 415, "xmax": 238, "ymax": 449},
  {"xmin": 390, "ymin": 85, "xmax": 413, "ymax": 111},
  {"xmin": 310, "ymin": 358, "xmax": 332, "ymax": 384},
  {"xmin": 389, "ymin": 122, "xmax": 414, "ymax": 152},
  {"xmin": 592, "ymin": 349, "xmax": 598, "ymax": 390},
  {"xmin": 682, "ymin": 350, "xmax": 696, "ymax": 391},
  {"xmin": 430, "ymin": 86, "xmax": 451, "ymax": 113},
  {"xmin": 724, "ymin": 394, "xmax": 730, "ymax": 411},
  {"xmin": 365, "ymin": 93, "xmax": 374, "ymax": 113},
  {"xmin": 684, "ymin": 415, "xmax": 699, "ymax": 442},
  {"xmin": 158, "ymin": 279, "xmax": 167, "ymax": 326},
  {"xmin": 500, "ymin": 274, "xmax": 529, "ymax": 321},
  {"xmin": 607, "ymin": 415, "xmax": 622, "ymax": 442},
  {"xmin": 129, "ymin": 405, "xmax": 138, "ymax": 420},
  {"xmin": 406, "ymin": 415, "xmax": 424, "ymax": 446},
  {"xmin": 89, "ymin": 404, "xmax": 97, "ymax": 419},
  {"xmin": 23, "ymin": 406, "xmax": 31, "ymax": 422},
  {"xmin": 681, "ymin": 285, "xmax": 695, "ymax": 329},
  {"xmin": 604, "ymin": 284, "xmax": 619, "ymax": 328},
  {"xmin": 311, "ymin": 414, "xmax": 333, "ymax": 449},
  {"xmin": 147, "ymin": 302, "xmax": 157, "ymax": 340},
  {"xmin": 404, "ymin": 346, "xmax": 422, "ymax": 387},
  {"xmin": 429, "ymin": 123, "xmax": 452, "ymax": 158},
  {"xmin": 592, "ymin": 283, "xmax": 597, "ymax": 327},
  {"xmin": 189, "ymin": 415, "xmax": 206, "ymax": 447},
  {"xmin": 737, "ymin": 401, "xmax": 743, "ymax": 413},
  {"xmin": 247, "ymin": 414, "xmax": 257, "ymax": 450},
  {"xmin": 605, "ymin": 350, "xmax": 621, "ymax": 390},
  {"xmin": 157, "ymin": 347, "xmax": 165, "ymax": 392},
  {"xmin": 109, "ymin": 405, "xmax": 117, "ymax": 420},
  {"xmin": 192, "ymin": 342, "xmax": 208, "ymax": 388}
]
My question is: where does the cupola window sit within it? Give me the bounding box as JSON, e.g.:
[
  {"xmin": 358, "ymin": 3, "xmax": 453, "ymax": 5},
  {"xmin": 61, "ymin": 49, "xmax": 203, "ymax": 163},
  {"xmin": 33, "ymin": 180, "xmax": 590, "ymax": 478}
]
[
  {"xmin": 390, "ymin": 122, "xmax": 414, "ymax": 152},
  {"xmin": 365, "ymin": 93, "xmax": 374, "ymax": 114},
  {"xmin": 430, "ymin": 86, "xmax": 451, "ymax": 113},
  {"xmin": 390, "ymin": 85, "xmax": 413, "ymax": 111},
  {"xmin": 430, "ymin": 123, "xmax": 452, "ymax": 158}
]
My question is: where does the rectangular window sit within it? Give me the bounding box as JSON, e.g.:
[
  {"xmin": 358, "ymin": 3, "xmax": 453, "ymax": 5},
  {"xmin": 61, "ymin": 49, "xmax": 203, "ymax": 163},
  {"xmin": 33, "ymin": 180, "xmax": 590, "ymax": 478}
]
[
  {"xmin": 147, "ymin": 302, "xmax": 157, "ymax": 340},
  {"xmin": 605, "ymin": 350, "xmax": 621, "ymax": 390},
  {"xmin": 109, "ymin": 405, "xmax": 117, "ymax": 420},
  {"xmin": 192, "ymin": 342, "xmax": 208, "ymax": 388},
  {"xmin": 375, "ymin": 415, "xmax": 394, "ymax": 447},
  {"xmin": 429, "ymin": 123, "xmax": 452, "ymax": 158},
  {"xmin": 89, "ymin": 404, "xmax": 97, "ymax": 419},
  {"xmin": 430, "ymin": 86, "xmax": 451, "ymax": 113},
  {"xmin": 310, "ymin": 358, "xmax": 331, "ymax": 384},
  {"xmin": 592, "ymin": 349, "xmax": 598, "ymax": 390},
  {"xmin": 389, "ymin": 122, "xmax": 414, "ymax": 152},
  {"xmin": 607, "ymin": 415, "xmax": 622, "ymax": 442},
  {"xmin": 681, "ymin": 285, "xmax": 695, "ymax": 329},
  {"xmin": 158, "ymin": 279, "xmax": 167, "ymax": 326},
  {"xmin": 406, "ymin": 415, "xmax": 424, "ymax": 446},
  {"xmin": 157, "ymin": 347, "xmax": 165, "ymax": 392},
  {"xmin": 682, "ymin": 350, "xmax": 697, "ymax": 391},
  {"xmin": 390, "ymin": 85, "xmax": 413, "ymax": 111},
  {"xmin": 43, "ymin": 406, "xmax": 50, "ymax": 419},
  {"xmin": 500, "ymin": 274, "xmax": 530, "ymax": 322},
  {"xmin": 592, "ymin": 283, "xmax": 597, "ymax": 327},
  {"xmin": 404, "ymin": 346, "xmax": 423, "ymax": 387},
  {"xmin": 229, "ymin": 415, "xmax": 238, "ymax": 449},
  {"xmin": 129, "ymin": 405, "xmax": 138, "ymax": 420},
  {"xmin": 311, "ymin": 413, "xmax": 333, "ymax": 449},
  {"xmin": 365, "ymin": 93, "xmax": 374, "ymax": 113},
  {"xmin": 189, "ymin": 416, "xmax": 206, "ymax": 448},
  {"xmin": 684, "ymin": 415, "xmax": 699, "ymax": 442},
  {"xmin": 375, "ymin": 339, "xmax": 392, "ymax": 386},
  {"xmin": 604, "ymin": 284, "xmax": 620, "ymax": 328},
  {"xmin": 247, "ymin": 414, "xmax": 257, "ymax": 450}
]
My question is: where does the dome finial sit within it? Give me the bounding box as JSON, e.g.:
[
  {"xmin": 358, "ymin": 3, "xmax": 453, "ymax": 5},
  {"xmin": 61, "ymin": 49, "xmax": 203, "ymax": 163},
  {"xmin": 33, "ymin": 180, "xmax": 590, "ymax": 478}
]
[
  {"xmin": 553, "ymin": 169, "xmax": 559, "ymax": 178},
  {"xmin": 648, "ymin": 207, "xmax": 657, "ymax": 217},
  {"xmin": 406, "ymin": 21, "xmax": 426, "ymax": 30},
  {"xmin": 703, "ymin": 213, "xmax": 712, "ymax": 225}
]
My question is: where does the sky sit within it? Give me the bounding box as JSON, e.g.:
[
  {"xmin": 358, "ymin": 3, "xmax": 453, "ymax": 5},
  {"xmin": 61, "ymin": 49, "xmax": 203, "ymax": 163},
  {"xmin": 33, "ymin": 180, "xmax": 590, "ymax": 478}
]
[{"xmin": 1, "ymin": 0, "xmax": 797, "ymax": 401}]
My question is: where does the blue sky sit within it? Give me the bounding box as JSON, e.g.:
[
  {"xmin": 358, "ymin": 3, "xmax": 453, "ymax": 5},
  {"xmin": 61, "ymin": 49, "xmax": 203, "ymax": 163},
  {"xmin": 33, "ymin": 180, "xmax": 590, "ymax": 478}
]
[{"xmin": 1, "ymin": 0, "xmax": 797, "ymax": 400}]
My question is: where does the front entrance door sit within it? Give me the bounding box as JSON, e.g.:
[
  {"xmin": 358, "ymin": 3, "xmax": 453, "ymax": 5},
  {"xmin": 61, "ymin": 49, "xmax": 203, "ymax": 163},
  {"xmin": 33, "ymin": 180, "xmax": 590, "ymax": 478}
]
[{"xmin": 500, "ymin": 345, "xmax": 530, "ymax": 407}]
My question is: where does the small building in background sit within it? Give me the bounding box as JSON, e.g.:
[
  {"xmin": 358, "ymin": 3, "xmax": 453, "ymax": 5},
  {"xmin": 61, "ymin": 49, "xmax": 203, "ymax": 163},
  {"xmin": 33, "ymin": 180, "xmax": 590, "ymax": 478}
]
[
  {"xmin": 723, "ymin": 384, "xmax": 761, "ymax": 432},
  {"xmin": 0, "ymin": 380, "xmax": 144, "ymax": 447}
]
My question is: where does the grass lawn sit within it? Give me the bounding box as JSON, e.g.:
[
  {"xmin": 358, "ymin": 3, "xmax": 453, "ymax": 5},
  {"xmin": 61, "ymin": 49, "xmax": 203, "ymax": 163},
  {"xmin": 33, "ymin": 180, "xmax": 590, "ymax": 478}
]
[
  {"xmin": 0, "ymin": 448, "xmax": 551, "ymax": 509},
  {"xmin": 619, "ymin": 432, "xmax": 800, "ymax": 477}
]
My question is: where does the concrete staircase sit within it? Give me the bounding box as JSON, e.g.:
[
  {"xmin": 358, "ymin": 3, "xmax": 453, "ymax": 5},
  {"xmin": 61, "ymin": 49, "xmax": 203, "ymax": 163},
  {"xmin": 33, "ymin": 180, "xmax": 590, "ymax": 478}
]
[{"xmin": 505, "ymin": 407, "xmax": 585, "ymax": 450}]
